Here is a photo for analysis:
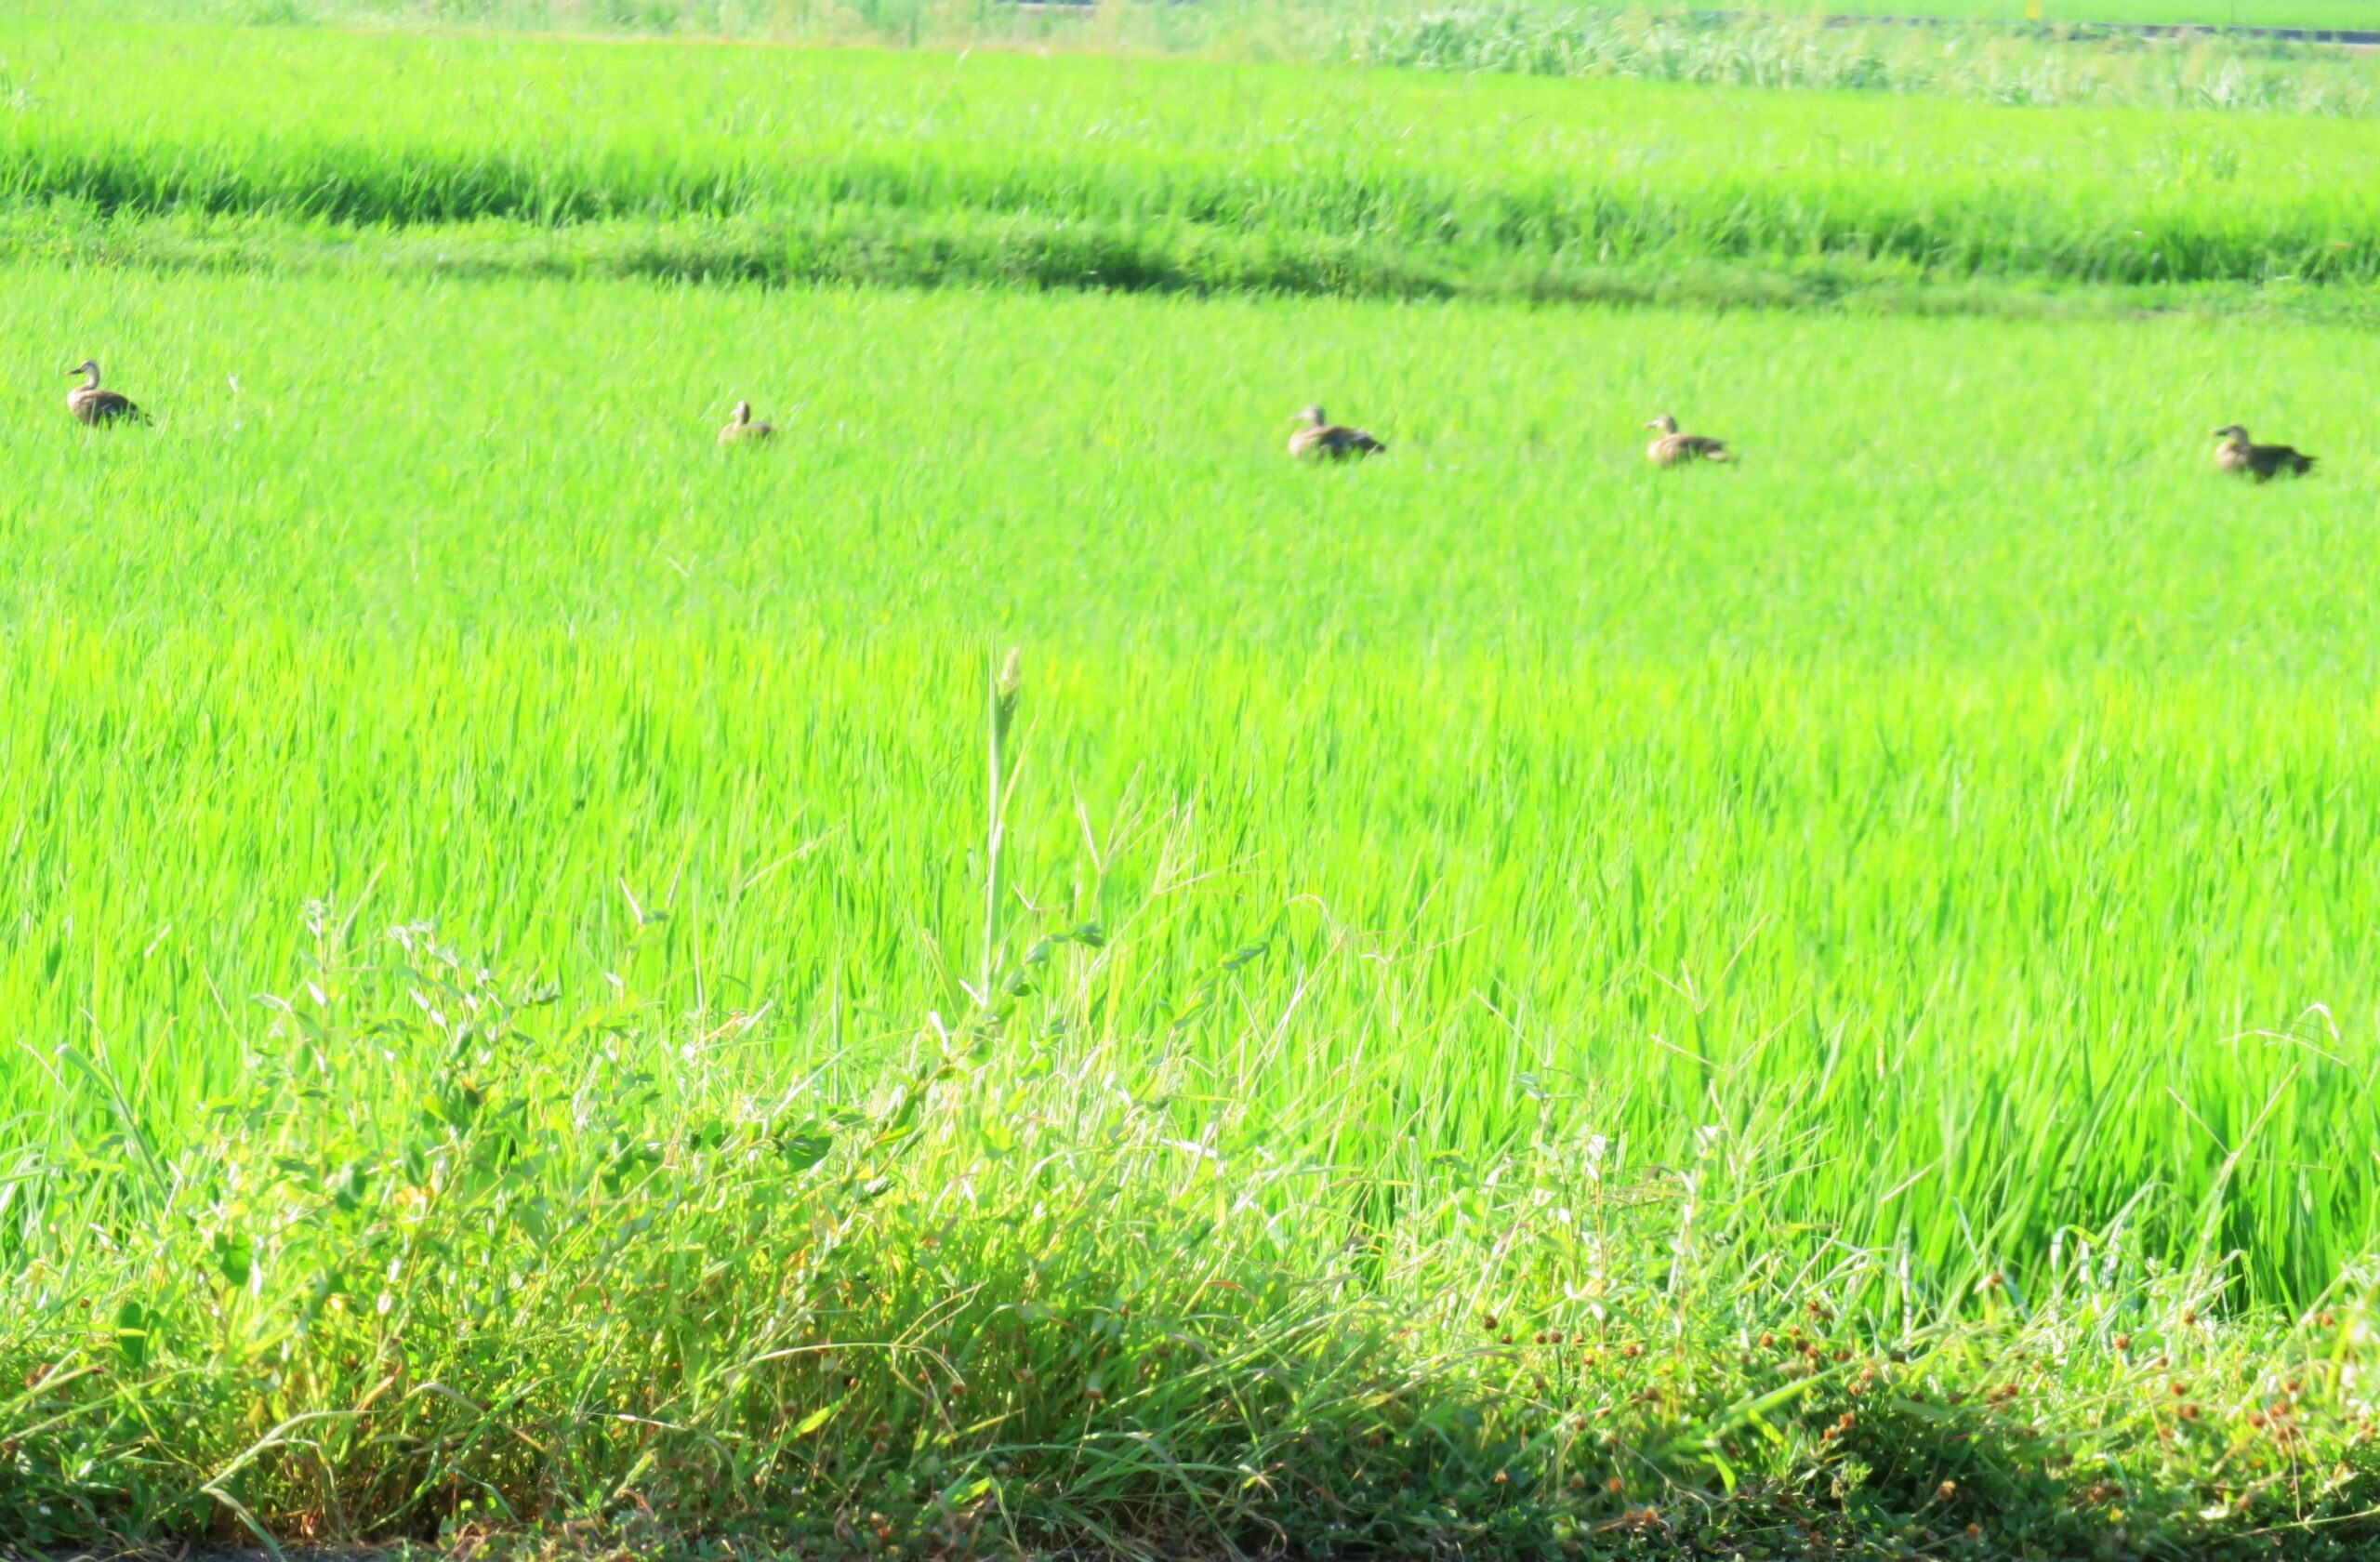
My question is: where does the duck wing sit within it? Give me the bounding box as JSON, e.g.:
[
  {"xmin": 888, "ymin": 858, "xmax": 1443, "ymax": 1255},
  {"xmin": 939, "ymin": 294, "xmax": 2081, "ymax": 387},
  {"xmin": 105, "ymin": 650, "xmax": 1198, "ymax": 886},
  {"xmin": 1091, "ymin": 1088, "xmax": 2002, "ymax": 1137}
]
[
  {"xmin": 1650, "ymin": 433, "xmax": 1725, "ymax": 463},
  {"xmin": 72, "ymin": 388, "xmax": 144, "ymax": 425},
  {"xmin": 1291, "ymin": 424, "xmax": 1382, "ymax": 459}
]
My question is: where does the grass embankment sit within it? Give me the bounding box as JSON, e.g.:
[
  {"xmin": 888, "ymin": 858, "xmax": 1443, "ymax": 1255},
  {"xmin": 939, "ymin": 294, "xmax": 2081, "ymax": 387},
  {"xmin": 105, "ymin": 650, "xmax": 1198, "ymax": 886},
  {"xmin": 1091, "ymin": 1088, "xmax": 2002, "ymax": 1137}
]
[
  {"xmin": 6, "ymin": 18, "xmax": 2380, "ymax": 301},
  {"xmin": 6, "ymin": 268, "xmax": 2380, "ymax": 1555},
  {"xmin": 15, "ymin": 932, "xmax": 2380, "ymax": 1558}
]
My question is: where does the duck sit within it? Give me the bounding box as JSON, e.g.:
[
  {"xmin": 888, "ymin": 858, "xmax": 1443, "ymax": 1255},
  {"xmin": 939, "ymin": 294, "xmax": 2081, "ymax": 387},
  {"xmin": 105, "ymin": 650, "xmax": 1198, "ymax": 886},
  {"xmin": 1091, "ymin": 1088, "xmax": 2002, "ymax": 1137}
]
[
  {"xmin": 67, "ymin": 360, "xmax": 146, "ymax": 426},
  {"xmin": 2210, "ymin": 424, "xmax": 2314, "ymax": 481},
  {"xmin": 1288, "ymin": 405, "xmax": 1385, "ymax": 461},
  {"xmin": 719, "ymin": 400, "xmax": 774, "ymax": 446},
  {"xmin": 1645, "ymin": 415, "xmax": 1726, "ymax": 466}
]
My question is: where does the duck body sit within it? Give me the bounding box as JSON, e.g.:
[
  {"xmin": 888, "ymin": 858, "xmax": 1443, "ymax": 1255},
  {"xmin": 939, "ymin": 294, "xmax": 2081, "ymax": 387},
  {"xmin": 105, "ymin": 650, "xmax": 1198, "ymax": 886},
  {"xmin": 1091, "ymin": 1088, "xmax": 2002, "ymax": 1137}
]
[
  {"xmin": 1289, "ymin": 405, "xmax": 1384, "ymax": 461},
  {"xmin": 2211, "ymin": 425, "xmax": 2314, "ymax": 481},
  {"xmin": 67, "ymin": 360, "xmax": 144, "ymax": 426},
  {"xmin": 720, "ymin": 400, "xmax": 774, "ymax": 445},
  {"xmin": 1644, "ymin": 414, "xmax": 1726, "ymax": 466}
]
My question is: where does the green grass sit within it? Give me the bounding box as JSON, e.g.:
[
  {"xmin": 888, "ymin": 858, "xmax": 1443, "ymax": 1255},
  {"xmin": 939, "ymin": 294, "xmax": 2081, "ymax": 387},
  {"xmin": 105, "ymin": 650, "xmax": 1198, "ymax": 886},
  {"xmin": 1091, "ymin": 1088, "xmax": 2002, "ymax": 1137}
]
[
  {"xmin": 25, "ymin": 933, "xmax": 2380, "ymax": 1558},
  {"xmin": 14, "ymin": 12, "xmax": 2380, "ymax": 1557},
  {"xmin": 1343, "ymin": 4, "xmax": 2380, "ymax": 107},
  {"xmin": 8, "ymin": 18, "xmax": 2380, "ymax": 295}
]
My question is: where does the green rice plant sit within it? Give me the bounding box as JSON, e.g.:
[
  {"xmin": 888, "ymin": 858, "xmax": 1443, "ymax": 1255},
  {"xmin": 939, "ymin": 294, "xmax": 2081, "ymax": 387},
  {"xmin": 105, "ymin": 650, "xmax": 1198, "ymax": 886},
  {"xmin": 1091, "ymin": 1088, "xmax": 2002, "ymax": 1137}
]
[
  {"xmin": 4, "ymin": 17, "xmax": 2380, "ymax": 290},
  {"xmin": 4, "ymin": 261, "xmax": 2380, "ymax": 1306}
]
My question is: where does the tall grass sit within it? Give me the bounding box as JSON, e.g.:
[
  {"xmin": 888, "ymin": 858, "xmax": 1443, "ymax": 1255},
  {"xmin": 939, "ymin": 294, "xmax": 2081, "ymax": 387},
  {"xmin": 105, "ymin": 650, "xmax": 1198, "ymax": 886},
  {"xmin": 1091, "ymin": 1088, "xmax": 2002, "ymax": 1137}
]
[
  {"xmin": 16, "ymin": 904, "xmax": 2379, "ymax": 1555},
  {"xmin": 5, "ymin": 19, "xmax": 2380, "ymax": 290}
]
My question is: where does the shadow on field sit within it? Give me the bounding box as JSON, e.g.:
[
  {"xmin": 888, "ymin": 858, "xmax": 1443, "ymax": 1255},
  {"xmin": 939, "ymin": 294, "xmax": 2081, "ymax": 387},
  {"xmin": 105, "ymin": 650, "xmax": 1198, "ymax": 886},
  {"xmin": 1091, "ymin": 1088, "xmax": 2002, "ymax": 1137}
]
[{"xmin": 16, "ymin": 205, "xmax": 2380, "ymax": 326}]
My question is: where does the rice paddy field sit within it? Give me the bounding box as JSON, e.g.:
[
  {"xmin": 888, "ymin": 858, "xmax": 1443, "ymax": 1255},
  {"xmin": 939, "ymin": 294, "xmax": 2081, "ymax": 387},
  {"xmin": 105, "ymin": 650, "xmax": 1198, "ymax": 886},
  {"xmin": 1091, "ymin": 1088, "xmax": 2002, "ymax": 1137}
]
[{"xmin": 11, "ymin": 6, "xmax": 2380, "ymax": 1559}]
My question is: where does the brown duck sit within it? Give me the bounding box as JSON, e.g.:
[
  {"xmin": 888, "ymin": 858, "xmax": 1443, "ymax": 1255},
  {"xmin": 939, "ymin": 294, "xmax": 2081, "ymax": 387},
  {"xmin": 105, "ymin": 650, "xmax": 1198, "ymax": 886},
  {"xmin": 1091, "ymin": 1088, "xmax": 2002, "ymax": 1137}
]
[
  {"xmin": 67, "ymin": 360, "xmax": 146, "ymax": 426},
  {"xmin": 2210, "ymin": 424, "xmax": 2314, "ymax": 481},
  {"xmin": 1644, "ymin": 415, "xmax": 1727, "ymax": 466},
  {"xmin": 719, "ymin": 401, "xmax": 774, "ymax": 446},
  {"xmin": 1289, "ymin": 405, "xmax": 1385, "ymax": 461}
]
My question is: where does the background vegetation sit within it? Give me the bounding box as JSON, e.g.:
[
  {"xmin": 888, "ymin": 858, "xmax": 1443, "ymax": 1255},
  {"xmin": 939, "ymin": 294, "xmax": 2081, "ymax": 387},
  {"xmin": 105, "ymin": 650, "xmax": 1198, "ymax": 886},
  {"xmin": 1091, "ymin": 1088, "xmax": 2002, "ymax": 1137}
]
[
  {"xmin": 38, "ymin": 0, "xmax": 2380, "ymax": 44},
  {"xmin": 7, "ymin": 18, "xmax": 2380, "ymax": 298}
]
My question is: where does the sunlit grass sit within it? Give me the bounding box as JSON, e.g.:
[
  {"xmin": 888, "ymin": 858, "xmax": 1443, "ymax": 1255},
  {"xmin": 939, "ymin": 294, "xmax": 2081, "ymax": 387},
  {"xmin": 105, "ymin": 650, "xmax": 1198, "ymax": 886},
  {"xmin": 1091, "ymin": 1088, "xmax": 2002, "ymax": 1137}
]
[
  {"xmin": 5, "ymin": 18, "xmax": 2380, "ymax": 287},
  {"xmin": 18, "ymin": 920, "xmax": 2379, "ymax": 1555}
]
